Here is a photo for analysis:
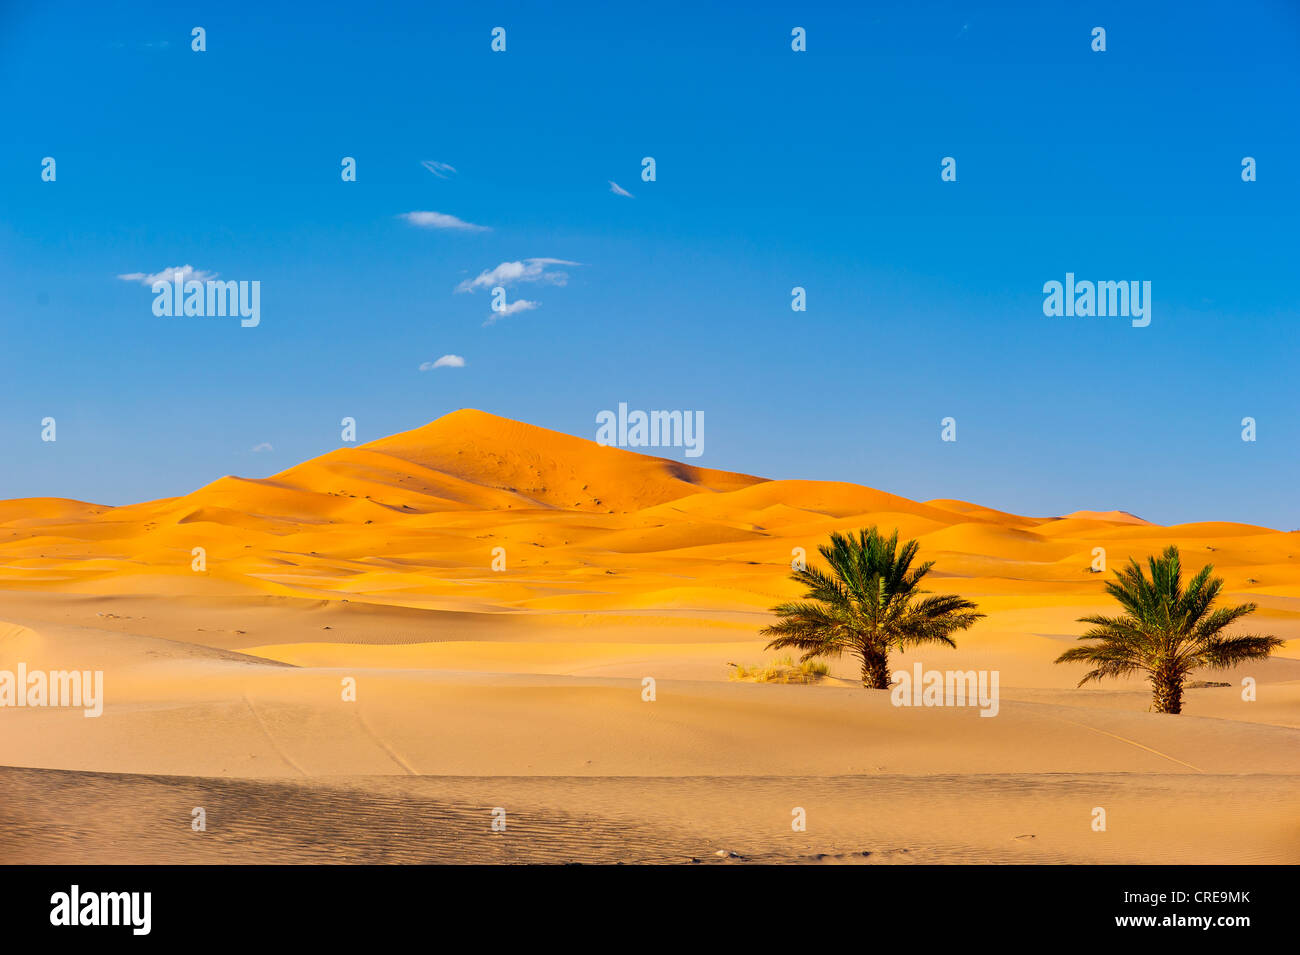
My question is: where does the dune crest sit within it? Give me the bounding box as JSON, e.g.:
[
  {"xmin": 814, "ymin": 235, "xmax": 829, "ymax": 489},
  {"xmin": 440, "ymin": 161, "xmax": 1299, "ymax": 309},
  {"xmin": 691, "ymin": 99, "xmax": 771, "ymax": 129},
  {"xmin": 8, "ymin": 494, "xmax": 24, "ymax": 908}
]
[
  {"xmin": 1062, "ymin": 509, "xmax": 1151, "ymax": 525},
  {"xmin": 0, "ymin": 411, "xmax": 1292, "ymax": 616}
]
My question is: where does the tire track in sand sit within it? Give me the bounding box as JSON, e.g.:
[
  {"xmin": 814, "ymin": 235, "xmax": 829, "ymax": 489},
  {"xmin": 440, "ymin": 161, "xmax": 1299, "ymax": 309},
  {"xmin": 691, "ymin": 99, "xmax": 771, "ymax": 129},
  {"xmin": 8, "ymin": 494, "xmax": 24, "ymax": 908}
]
[
  {"xmin": 1043, "ymin": 712, "xmax": 1204, "ymax": 772},
  {"xmin": 355, "ymin": 707, "xmax": 420, "ymax": 775},
  {"xmin": 241, "ymin": 692, "xmax": 308, "ymax": 776}
]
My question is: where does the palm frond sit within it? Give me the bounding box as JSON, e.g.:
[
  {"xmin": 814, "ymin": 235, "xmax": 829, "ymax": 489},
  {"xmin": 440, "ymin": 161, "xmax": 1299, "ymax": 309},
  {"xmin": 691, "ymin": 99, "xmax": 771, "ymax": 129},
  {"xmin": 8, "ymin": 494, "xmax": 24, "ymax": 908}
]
[{"xmin": 1197, "ymin": 633, "xmax": 1286, "ymax": 669}]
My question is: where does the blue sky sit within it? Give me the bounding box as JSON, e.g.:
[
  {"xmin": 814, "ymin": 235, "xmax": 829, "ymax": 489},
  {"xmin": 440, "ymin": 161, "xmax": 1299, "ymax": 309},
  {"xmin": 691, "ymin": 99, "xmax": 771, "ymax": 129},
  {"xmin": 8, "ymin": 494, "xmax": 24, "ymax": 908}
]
[{"xmin": 1, "ymin": 0, "xmax": 1297, "ymax": 527}]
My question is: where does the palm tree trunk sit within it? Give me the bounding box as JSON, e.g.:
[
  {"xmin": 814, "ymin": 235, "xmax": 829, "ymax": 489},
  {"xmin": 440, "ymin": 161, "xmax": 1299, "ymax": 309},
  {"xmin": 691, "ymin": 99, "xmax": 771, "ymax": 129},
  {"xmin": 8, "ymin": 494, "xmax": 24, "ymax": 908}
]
[
  {"xmin": 1151, "ymin": 666, "xmax": 1183, "ymax": 714},
  {"xmin": 859, "ymin": 649, "xmax": 892, "ymax": 689}
]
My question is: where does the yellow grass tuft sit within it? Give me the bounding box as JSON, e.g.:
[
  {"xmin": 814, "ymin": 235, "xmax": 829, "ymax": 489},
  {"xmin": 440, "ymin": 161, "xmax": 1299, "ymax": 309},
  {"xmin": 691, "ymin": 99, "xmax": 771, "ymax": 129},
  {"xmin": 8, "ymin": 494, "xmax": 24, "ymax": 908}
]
[{"xmin": 728, "ymin": 656, "xmax": 830, "ymax": 684}]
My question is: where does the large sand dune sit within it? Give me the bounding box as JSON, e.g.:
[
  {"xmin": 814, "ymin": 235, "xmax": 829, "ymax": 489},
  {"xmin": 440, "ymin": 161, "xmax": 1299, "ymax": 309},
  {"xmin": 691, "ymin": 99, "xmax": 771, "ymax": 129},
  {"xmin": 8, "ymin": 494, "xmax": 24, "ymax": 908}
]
[{"xmin": 1, "ymin": 410, "xmax": 1296, "ymax": 863}]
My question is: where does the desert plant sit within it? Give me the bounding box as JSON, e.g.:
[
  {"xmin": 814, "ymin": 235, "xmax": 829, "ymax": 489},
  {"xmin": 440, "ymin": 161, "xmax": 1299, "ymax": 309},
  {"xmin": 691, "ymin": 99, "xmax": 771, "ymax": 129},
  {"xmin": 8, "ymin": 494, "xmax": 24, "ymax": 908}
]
[
  {"xmin": 760, "ymin": 526, "xmax": 983, "ymax": 688},
  {"xmin": 1056, "ymin": 545, "xmax": 1284, "ymax": 714},
  {"xmin": 730, "ymin": 656, "xmax": 830, "ymax": 684}
]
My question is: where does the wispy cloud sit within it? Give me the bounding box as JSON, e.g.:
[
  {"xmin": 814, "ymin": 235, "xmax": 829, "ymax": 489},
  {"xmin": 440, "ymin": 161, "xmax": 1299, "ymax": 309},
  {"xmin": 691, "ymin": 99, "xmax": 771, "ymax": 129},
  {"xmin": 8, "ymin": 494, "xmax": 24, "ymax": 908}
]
[
  {"xmin": 108, "ymin": 40, "xmax": 172, "ymax": 51},
  {"xmin": 419, "ymin": 354, "xmax": 466, "ymax": 370},
  {"xmin": 482, "ymin": 299, "xmax": 539, "ymax": 327},
  {"xmin": 456, "ymin": 258, "xmax": 579, "ymax": 293},
  {"xmin": 400, "ymin": 211, "xmax": 489, "ymax": 232},
  {"xmin": 421, "ymin": 160, "xmax": 458, "ymax": 179},
  {"xmin": 251, "ymin": 442, "xmax": 273, "ymax": 453},
  {"xmin": 117, "ymin": 265, "xmax": 216, "ymax": 286},
  {"xmin": 609, "ymin": 180, "xmax": 634, "ymax": 198}
]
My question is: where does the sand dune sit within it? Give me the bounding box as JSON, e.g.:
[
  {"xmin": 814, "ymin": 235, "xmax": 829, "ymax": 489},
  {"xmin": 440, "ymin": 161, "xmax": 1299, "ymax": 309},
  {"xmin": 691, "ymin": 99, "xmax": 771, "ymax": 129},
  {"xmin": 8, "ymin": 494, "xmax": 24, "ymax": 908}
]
[
  {"xmin": 1062, "ymin": 509, "xmax": 1151, "ymax": 525},
  {"xmin": 0, "ymin": 410, "xmax": 1296, "ymax": 863}
]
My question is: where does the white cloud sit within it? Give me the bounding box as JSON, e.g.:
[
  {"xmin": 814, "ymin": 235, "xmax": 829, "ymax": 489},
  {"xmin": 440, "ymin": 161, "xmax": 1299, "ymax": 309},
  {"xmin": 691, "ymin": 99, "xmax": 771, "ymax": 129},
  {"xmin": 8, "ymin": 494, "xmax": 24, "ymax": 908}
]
[
  {"xmin": 401, "ymin": 211, "xmax": 489, "ymax": 232},
  {"xmin": 420, "ymin": 354, "xmax": 466, "ymax": 370},
  {"xmin": 251, "ymin": 442, "xmax": 273, "ymax": 453},
  {"xmin": 421, "ymin": 160, "xmax": 458, "ymax": 179},
  {"xmin": 482, "ymin": 299, "xmax": 539, "ymax": 327},
  {"xmin": 609, "ymin": 180, "xmax": 634, "ymax": 198},
  {"xmin": 117, "ymin": 264, "xmax": 216, "ymax": 286},
  {"xmin": 456, "ymin": 258, "xmax": 579, "ymax": 293}
]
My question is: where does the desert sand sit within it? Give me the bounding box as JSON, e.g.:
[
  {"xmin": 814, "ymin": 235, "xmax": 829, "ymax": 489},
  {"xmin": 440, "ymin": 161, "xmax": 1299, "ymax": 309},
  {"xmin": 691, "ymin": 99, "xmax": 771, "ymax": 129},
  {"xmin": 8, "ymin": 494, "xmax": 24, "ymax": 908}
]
[{"xmin": 1, "ymin": 409, "xmax": 1296, "ymax": 863}]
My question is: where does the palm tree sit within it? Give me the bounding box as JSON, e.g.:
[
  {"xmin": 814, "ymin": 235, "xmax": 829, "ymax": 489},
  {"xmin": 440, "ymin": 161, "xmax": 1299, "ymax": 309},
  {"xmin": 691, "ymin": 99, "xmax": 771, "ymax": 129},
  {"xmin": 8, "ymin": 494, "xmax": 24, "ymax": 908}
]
[
  {"xmin": 1056, "ymin": 545, "xmax": 1284, "ymax": 714},
  {"xmin": 760, "ymin": 526, "xmax": 983, "ymax": 688}
]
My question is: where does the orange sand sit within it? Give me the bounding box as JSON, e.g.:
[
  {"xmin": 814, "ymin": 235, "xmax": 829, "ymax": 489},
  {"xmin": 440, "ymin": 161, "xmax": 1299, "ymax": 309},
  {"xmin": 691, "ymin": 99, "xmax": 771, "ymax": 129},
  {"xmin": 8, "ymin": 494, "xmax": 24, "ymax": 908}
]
[{"xmin": 0, "ymin": 410, "xmax": 1296, "ymax": 863}]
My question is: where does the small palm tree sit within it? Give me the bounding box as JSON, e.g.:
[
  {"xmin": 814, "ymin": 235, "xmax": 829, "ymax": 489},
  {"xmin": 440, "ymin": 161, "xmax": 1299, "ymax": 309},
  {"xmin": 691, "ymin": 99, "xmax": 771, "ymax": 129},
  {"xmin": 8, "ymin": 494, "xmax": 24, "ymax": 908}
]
[
  {"xmin": 1056, "ymin": 545, "xmax": 1284, "ymax": 714},
  {"xmin": 760, "ymin": 526, "xmax": 983, "ymax": 688}
]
